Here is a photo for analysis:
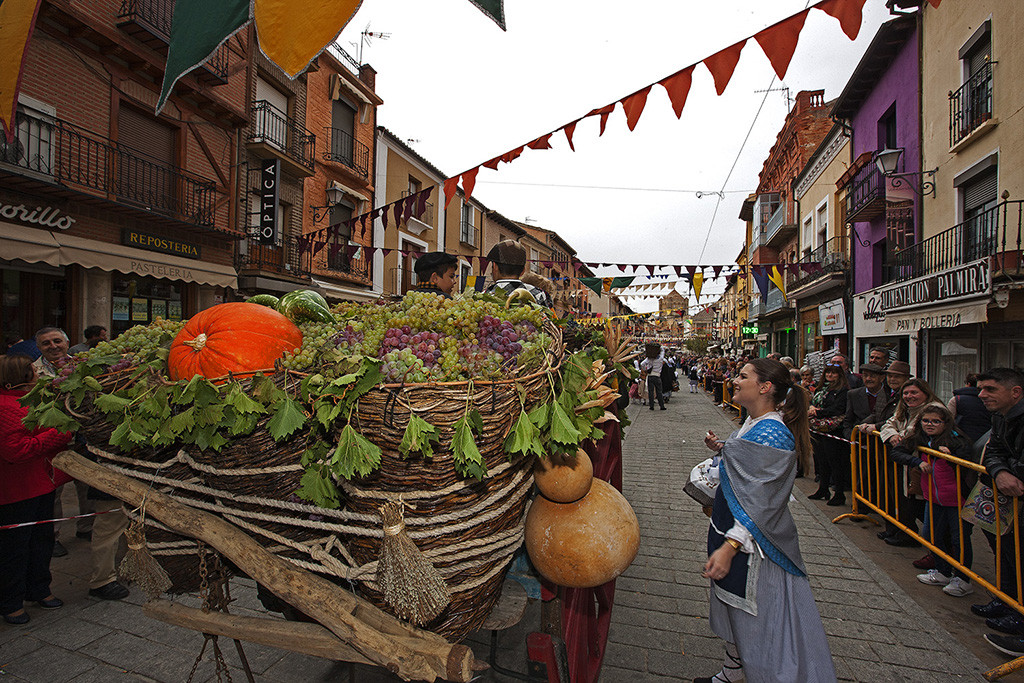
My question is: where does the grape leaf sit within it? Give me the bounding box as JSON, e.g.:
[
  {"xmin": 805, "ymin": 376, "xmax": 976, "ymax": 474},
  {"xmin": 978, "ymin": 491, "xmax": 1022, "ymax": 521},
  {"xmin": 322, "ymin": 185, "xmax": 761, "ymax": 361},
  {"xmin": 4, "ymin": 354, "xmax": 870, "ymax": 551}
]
[
  {"xmin": 229, "ymin": 411, "xmax": 259, "ymax": 436},
  {"xmin": 192, "ymin": 379, "xmax": 220, "ymax": 408},
  {"xmin": 452, "ymin": 414, "xmax": 486, "ymax": 479},
  {"xmin": 36, "ymin": 403, "xmax": 78, "ymax": 432},
  {"xmin": 549, "ymin": 402, "xmax": 582, "ymax": 446},
  {"xmin": 196, "ymin": 403, "xmax": 225, "ymax": 427},
  {"xmin": 93, "ymin": 393, "xmax": 131, "ymax": 415},
  {"xmin": 192, "ymin": 424, "xmax": 228, "ymax": 451},
  {"xmin": 267, "ymin": 397, "xmax": 306, "ymax": 441},
  {"xmin": 296, "ymin": 467, "xmax": 340, "ymax": 509},
  {"xmin": 82, "ymin": 376, "xmax": 103, "ymax": 391},
  {"xmin": 330, "ymin": 424, "xmax": 382, "ymax": 479},
  {"xmin": 225, "ymin": 385, "xmax": 266, "ymax": 415},
  {"xmin": 313, "ymin": 398, "xmax": 341, "ymax": 429},
  {"xmin": 503, "ymin": 410, "xmax": 544, "ymax": 459},
  {"xmin": 169, "ymin": 406, "xmax": 197, "ymax": 435},
  {"xmin": 109, "ymin": 421, "xmax": 132, "ymax": 448},
  {"xmin": 528, "ymin": 402, "xmax": 551, "ymax": 430},
  {"xmin": 467, "ymin": 408, "xmax": 484, "ymax": 434},
  {"xmin": 398, "ymin": 414, "xmax": 440, "ymax": 458}
]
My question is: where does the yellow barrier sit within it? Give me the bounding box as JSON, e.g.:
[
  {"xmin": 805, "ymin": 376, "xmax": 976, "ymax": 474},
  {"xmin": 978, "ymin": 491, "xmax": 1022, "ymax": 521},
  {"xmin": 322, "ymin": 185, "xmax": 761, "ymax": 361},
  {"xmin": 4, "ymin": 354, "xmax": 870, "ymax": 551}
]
[
  {"xmin": 721, "ymin": 381, "xmax": 741, "ymax": 415},
  {"xmin": 833, "ymin": 428, "xmax": 1024, "ymax": 681}
]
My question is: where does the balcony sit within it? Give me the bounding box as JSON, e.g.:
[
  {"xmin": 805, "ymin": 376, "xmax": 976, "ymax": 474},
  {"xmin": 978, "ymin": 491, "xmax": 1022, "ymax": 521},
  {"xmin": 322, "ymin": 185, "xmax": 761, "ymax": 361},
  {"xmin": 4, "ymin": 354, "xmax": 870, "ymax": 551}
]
[
  {"xmin": 323, "ymin": 127, "xmax": 370, "ymax": 179},
  {"xmin": 324, "ymin": 244, "xmax": 371, "ymax": 281},
  {"xmin": 117, "ymin": 0, "xmax": 229, "ymax": 85},
  {"xmin": 460, "ymin": 221, "xmax": 478, "ymax": 248},
  {"xmin": 789, "ymin": 236, "xmax": 848, "ymax": 296},
  {"xmin": 950, "ymin": 62, "xmax": 993, "ymax": 148},
  {"xmin": 764, "ymin": 200, "xmax": 797, "ymax": 247},
  {"xmin": 246, "ymin": 101, "xmax": 315, "ymax": 177},
  {"xmin": 236, "ymin": 234, "xmax": 310, "ymax": 280},
  {"xmin": 748, "ymin": 230, "xmax": 766, "ymax": 258},
  {"xmin": 0, "ymin": 110, "xmax": 218, "ymax": 229},
  {"xmin": 765, "ymin": 286, "xmax": 794, "ymax": 316},
  {"xmin": 892, "ymin": 200, "xmax": 1023, "ymax": 281},
  {"xmin": 747, "ymin": 299, "xmax": 765, "ymax": 320},
  {"xmin": 845, "ymin": 162, "xmax": 886, "ymax": 222}
]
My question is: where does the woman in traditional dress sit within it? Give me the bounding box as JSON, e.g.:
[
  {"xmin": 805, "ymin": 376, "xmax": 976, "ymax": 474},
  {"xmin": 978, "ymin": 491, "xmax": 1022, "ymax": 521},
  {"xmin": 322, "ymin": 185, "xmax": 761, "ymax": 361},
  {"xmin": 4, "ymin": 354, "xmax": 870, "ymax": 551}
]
[{"xmin": 697, "ymin": 358, "xmax": 835, "ymax": 683}]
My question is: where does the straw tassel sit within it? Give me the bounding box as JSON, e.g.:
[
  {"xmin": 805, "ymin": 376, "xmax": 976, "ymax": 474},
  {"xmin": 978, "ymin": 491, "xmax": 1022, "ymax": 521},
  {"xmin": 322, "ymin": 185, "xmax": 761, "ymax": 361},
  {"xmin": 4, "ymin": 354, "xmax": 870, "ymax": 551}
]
[
  {"xmin": 118, "ymin": 507, "xmax": 172, "ymax": 598},
  {"xmin": 377, "ymin": 499, "xmax": 451, "ymax": 625}
]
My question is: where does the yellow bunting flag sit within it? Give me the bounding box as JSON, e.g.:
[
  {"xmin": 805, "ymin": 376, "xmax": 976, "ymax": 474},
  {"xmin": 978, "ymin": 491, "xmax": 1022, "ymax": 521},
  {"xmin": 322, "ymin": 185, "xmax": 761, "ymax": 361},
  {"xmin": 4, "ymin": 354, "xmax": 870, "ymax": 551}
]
[
  {"xmin": 0, "ymin": 0, "xmax": 42, "ymax": 142},
  {"xmin": 692, "ymin": 271, "xmax": 703, "ymax": 302},
  {"xmin": 768, "ymin": 265, "xmax": 787, "ymax": 301},
  {"xmin": 254, "ymin": 0, "xmax": 363, "ymax": 77}
]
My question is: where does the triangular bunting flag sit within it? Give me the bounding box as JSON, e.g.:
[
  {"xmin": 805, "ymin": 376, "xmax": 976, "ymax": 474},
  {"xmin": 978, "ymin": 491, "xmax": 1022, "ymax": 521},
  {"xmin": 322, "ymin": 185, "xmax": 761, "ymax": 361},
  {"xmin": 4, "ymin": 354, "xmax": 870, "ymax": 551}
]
[
  {"xmin": 563, "ymin": 120, "xmax": 579, "ymax": 151},
  {"xmin": 768, "ymin": 265, "xmax": 787, "ymax": 301},
  {"xmin": 478, "ymin": 257, "xmax": 490, "ymax": 274},
  {"xmin": 461, "ymin": 166, "xmax": 480, "ymax": 200},
  {"xmin": 754, "ymin": 9, "xmax": 808, "ymax": 81},
  {"xmin": 527, "ymin": 134, "xmax": 553, "ymax": 150},
  {"xmin": 645, "ymin": 265, "xmax": 656, "ymax": 276},
  {"xmin": 589, "ymin": 104, "xmax": 615, "ymax": 136},
  {"xmin": 443, "ymin": 176, "xmax": 460, "ymax": 209},
  {"xmin": 817, "ymin": 0, "xmax": 868, "ymax": 42},
  {"xmin": 692, "ymin": 271, "xmax": 704, "ymax": 302},
  {"xmin": 622, "ymin": 86, "xmax": 651, "ymax": 132},
  {"xmin": 713, "ymin": 265, "xmax": 724, "ymax": 279},
  {"xmin": 0, "ymin": 0, "xmax": 43, "ymax": 143},
  {"xmin": 674, "ymin": 265, "xmax": 683, "ymax": 278},
  {"xmin": 659, "ymin": 66, "xmax": 694, "ymax": 119},
  {"xmin": 482, "ymin": 157, "xmax": 501, "ymax": 171},
  {"xmin": 703, "ymin": 40, "xmax": 746, "ymax": 96},
  {"xmin": 466, "ymin": 0, "xmax": 505, "ymax": 30},
  {"xmin": 751, "ymin": 266, "xmax": 770, "ymax": 300}
]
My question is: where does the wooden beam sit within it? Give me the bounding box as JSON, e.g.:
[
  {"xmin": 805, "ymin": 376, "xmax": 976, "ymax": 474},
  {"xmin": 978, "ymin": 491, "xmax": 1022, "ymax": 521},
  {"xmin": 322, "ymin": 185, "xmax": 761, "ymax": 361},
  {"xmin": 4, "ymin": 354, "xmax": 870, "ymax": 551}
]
[
  {"xmin": 142, "ymin": 599, "xmax": 375, "ymax": 665},
  {"xmin": 52, "ymin": 452, "xmax": 477, "ymax": 683}
]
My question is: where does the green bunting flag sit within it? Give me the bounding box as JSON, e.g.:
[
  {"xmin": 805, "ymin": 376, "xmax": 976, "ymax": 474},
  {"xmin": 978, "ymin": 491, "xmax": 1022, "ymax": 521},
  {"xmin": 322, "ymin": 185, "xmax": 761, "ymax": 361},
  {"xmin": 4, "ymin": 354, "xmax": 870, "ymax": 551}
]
[
  {"xmin": 157, "ymin": 0, "xmax": 251, "ymax": 113},
  {"xmin": 466, "ymin": 0, "xmax": 505, "ymax": 30}
]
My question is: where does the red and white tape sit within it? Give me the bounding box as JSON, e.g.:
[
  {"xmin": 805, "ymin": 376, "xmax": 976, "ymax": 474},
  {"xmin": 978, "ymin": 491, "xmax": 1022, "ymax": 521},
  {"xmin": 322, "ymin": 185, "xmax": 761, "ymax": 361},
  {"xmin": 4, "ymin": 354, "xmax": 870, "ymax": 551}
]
[{"xmin": 0, "ymin": 509, "xmax": 119, "ymax": 531}]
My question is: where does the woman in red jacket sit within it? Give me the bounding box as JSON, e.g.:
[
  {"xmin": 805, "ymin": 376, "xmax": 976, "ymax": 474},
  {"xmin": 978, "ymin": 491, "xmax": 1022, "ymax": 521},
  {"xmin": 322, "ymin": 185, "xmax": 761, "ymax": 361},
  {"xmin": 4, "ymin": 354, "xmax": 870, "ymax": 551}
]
[{"xmin": 0, "ymin": 354, "xmax": 72, "ymax": 625}]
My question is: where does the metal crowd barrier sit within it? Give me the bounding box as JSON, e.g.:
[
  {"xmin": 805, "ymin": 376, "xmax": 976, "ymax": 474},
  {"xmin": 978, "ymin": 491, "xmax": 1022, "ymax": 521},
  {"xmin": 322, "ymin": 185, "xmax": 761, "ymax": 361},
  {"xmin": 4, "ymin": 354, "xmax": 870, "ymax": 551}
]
[{"xmin": 834, "ymin": 428, "xmax": 1024, "ymax": 681}]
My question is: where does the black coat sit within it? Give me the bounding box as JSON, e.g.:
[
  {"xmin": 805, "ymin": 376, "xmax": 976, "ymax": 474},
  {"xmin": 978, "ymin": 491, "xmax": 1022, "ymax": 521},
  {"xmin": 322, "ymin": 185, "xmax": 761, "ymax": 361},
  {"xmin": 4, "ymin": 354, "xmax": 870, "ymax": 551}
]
[
  {"xmin": 844, "ymin": 387, "xmax": 890, "ymax": 439},
  {"xmin": 952, "ymin": 387, "xmax": 993, "ymax": 443},
  {"xmin": 983, "ymin": 399, "xmax": 1024, "ymax": 485}
]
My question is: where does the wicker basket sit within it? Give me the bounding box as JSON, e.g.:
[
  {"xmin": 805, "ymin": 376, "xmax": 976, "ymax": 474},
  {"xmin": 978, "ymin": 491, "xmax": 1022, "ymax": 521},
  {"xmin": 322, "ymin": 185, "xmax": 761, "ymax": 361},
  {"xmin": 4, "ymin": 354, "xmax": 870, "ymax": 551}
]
[{"xmin": 76, "ymin": 328, "xmax": 563, "ymax": 641}]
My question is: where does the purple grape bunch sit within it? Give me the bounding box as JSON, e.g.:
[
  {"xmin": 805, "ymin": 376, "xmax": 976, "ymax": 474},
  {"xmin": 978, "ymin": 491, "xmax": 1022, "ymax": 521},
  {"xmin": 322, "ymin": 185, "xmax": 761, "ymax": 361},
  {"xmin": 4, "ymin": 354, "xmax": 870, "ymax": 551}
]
[{"xmin": 477, "ymin": 315, "xmax": 523, "ymax": 361}]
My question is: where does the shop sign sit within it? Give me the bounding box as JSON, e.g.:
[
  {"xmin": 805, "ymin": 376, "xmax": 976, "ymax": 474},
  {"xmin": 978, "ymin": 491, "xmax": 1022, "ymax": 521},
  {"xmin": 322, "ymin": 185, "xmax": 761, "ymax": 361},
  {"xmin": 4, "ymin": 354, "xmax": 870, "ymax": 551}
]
[
  {"xmin": 259, "ymin": 159, "xmax": 280, "ymax": 245},
  {"xmin": 0, "ymin": 200, "xmax": 76, "ymax": 230},
  {"xmin": 122, "ymin": 229, "xmax": 201, "ymax": 260},
  {"xmin": 818, "ymin": 298, "xmax": 847, "ymax": 334},
  {"xmin": 130, "ymin": 260, "xmax": 196, "ymax": 281},
  {"xmin": 883, "ymin": 299, "xmax": 988, "ymax": 333},
  {"xmin": 874, "ymin": 259, "xmax": 990, "ymax": 314}
]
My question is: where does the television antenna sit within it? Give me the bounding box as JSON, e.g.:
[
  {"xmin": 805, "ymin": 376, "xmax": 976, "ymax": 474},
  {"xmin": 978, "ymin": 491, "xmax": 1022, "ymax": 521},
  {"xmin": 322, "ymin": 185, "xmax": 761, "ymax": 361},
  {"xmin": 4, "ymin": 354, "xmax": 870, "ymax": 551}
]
[
  {"xmin": 359, "ymin": 25, "xmax": 391, "ymax": 64},
  {"xmin": 753, "ymin": 85, "xmax": 791, "ymax": 109}
]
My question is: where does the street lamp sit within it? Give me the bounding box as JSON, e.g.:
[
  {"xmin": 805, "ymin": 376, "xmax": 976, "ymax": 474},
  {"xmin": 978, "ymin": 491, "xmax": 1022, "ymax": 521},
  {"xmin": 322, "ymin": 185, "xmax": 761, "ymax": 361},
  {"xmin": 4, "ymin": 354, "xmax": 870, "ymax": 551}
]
[
  {"xmin": 873, "ymin": 148, "xmax": 937, "ymax": 198},
  {"xmin": 311, "ymin": 185, "xmax": 347, "ymax": 222}
]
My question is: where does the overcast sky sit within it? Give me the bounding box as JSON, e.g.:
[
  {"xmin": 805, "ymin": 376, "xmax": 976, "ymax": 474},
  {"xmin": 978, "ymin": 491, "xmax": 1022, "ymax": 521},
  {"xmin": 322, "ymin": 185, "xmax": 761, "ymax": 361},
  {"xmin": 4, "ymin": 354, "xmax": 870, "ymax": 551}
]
[{"xmin": 337, "ymin": 0, "xmax": 892, "ymax": 312}]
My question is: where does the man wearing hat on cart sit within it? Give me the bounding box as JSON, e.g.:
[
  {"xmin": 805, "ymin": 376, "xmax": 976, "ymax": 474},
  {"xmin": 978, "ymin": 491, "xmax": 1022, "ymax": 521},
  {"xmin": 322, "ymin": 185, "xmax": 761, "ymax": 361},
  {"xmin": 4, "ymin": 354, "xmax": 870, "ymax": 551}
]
[
  {"xmin": 484, "ymin": 240, "xmax": 552, "ymax": 307},
  {"xmin": 412, "ymin": 251, "xmax": 459, "ymax": 297}
]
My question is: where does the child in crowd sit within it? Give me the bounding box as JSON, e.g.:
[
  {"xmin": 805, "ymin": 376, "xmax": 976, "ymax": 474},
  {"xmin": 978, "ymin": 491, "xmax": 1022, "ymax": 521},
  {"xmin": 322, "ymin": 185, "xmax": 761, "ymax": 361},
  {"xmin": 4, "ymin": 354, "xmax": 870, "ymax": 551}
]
[{"xmin": 891, "ymin": 405, "xmax": 976, "ymax": 597}]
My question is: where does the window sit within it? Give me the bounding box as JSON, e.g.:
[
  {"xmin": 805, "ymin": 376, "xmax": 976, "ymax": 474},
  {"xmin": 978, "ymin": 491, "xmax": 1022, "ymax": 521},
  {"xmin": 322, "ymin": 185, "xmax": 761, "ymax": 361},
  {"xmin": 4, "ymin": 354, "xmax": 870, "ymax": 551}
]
[
  {"xmin": 815, "ymin": 202, "xmax": 828, "ymax": 250},
  {"xmin": 801, "ymin": 216, "xmax": 813, "ymax": 258},
  {"xmin": 878, "ymin": 105, "xmax": 897, "ymax": 151},
  {"xmin": 327, "ymin": 203, "xmax": 354, "ymax": 270},
  {"xmin": 952, "ymin": 21, "xmax": 993, "ymax": 145},
  {"xmin": 117, "ymin": 104, "xmax": 177, "ymax": 210},
  {"xmin": 530, "ymin": 248, "xmax": 541, "ymax": 274},
  {"xmin": 254, "ymin": 76, "xmax": 290, "ymax": 150},
  {"xmin": 1, "ymin": 96, "xmax": 55, "ymax": 176},
  {"xmin": 330, "ymin": 97, "xmax": 357, "ymax": 166},
  {"xmin": 960, "ymin": 163, "xmax": 998, "ymax": 262},
  {"xmin": 460, "ymin": 263, "xmax": 471, "ymax": 292},
  {"xmin": 460, "ymin": 203, "xmax": 475, "ymax": 245},
  {"xmin": 408, "ymin": 176, "xmax": 421, "ymax": 195}
]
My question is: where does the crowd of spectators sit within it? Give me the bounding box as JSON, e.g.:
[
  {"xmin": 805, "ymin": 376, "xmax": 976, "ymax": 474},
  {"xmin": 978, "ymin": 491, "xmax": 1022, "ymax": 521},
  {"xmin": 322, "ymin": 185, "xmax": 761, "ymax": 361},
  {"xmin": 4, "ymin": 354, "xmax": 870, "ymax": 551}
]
[{"xmin": 687, "ymin": 345, "xmax": 1024, "ymax": 659}]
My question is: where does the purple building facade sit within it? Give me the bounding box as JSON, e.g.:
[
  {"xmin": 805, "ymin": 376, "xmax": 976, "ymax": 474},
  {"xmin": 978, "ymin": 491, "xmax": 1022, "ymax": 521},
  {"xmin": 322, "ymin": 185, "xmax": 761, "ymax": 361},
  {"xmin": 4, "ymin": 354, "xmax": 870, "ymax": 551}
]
[{"xmin": 831, "ymin": 15, "xmax": 920, "ymax": 367}]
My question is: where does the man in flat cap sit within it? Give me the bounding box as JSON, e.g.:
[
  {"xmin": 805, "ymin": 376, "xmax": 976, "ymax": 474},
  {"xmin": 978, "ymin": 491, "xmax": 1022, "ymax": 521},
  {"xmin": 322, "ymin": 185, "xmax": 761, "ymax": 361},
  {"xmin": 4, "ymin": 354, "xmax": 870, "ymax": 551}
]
[
  {"xmin": 412, "ymin": 251, "xmax": 459, "ymax": 297},
  {"xmin": 484, "ymin": 240, "xmax": 552, "ymax": 307}
]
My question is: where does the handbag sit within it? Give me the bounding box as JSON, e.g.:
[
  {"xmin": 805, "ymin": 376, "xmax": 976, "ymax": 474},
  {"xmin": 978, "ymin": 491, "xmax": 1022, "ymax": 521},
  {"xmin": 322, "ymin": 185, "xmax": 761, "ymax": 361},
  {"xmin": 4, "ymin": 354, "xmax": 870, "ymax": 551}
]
[
  {"xmin": 809, "ymin": 414, "xmax": 844, "ymax": 433},
  {"xmin": 683, "ymin": 457, "xmax": 719, "ymax": 508},
  {"xmin": 960, "ymin": 480, "xmax": 1016, "ymax": 536}
]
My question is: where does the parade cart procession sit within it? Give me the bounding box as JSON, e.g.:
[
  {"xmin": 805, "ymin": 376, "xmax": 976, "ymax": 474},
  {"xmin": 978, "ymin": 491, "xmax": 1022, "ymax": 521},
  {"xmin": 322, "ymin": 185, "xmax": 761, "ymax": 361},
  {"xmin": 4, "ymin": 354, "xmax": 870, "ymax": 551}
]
[{"xmin": 25, "ymin": 287, "xmax": 641, "ymax": 682}]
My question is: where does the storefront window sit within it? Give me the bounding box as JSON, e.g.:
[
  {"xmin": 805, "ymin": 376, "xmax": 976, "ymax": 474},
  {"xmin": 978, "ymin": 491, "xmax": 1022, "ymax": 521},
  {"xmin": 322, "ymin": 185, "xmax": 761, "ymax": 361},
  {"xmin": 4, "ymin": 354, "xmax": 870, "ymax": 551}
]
[
  {"xmin": 1, "ymin": 267, "xmax": 67, "ymax": 346},
  {"xmin": 934, "ymin": 338, "xmax": 979, "ymax": 400},
  {"xmin": 803, "ymin": 321, "xmax": 818, "ymax": 358},
  {"xmin": 986, "ymin": 341, "xmax": 1024, "ymax": 372},
  {"xmin": 111, "ymin": 275, "xmax": 183, "ymax": 336}
]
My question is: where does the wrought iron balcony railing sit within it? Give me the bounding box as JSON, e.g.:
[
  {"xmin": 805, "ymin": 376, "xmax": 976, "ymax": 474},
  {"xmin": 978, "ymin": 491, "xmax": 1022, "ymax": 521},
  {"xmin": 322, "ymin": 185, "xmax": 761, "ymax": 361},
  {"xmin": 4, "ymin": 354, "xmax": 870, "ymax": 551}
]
[
  {"xmin": 747, "ymin": 299, "xmax": 765, "ymax": 320},
  {"xmin": 892, "ymin": 200, "xmax": 1023, "ymax": 281},
  {"xmin": 950, "ymin": 62, "xmax": 993, "ymax": 147},
  {"xmin": 117, "ymin": 0, "xmax": 228, "ymax": 81},
  {"xmin": 765, "ymin": 286, "xmax": 793, "ymax": 314},
  {"xmin": 325, "ymin": 244, "xmax": 371, "ymax": 280},
  {"xmin": 248, "ymin": 100, "xmax": 315, "ymax": 172},
  {"xmin": 846, "ymin": 162, "xmax": 886, "ymax": 222},
  {"xmin": 0, "ymin": 110, "xmax": 217, "ymax": 228},
  {"xmin": 323, "ymin": 127, "xmax": 370, "ymax": 178},
  {"xmin": 790, "ymin": 236, "xmax": 848, "ymax": 291},
  {"xmin": 236, "ymin": 234, "xmax": 310, "ymax": 278}
]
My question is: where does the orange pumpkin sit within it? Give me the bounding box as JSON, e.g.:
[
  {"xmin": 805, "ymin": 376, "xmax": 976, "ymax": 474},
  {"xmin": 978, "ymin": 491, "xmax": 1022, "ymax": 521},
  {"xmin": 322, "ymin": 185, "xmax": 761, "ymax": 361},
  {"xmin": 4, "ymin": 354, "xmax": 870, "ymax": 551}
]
[{"xmin": 168, "ymin": 302, "xmax": 303, "ymax": 381}]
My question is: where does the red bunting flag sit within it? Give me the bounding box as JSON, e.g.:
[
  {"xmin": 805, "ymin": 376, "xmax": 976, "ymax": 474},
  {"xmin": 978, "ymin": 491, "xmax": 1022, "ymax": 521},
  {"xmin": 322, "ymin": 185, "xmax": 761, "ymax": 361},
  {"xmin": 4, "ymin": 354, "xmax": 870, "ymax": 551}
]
[
  {"xmin": 703, "ymin": 39, "xmax": 746, "ymax": 96},
  {"xmin": 482, "ymin": 157, "xmax": 501, "ymax": 170},
  {"xmin": 659, "ymin": 66, "xmax": 694, "ymax": 119},
  {"xmin": 754, "ymin": 10, "xmax": 808, "ymax": 80},
  {"xmin": 818, "ymin": 0, "xmax": 868, "ymax": 41},
  {"xmin": 527, "ymin": 134, "xmax": 553, "ymax": 150},
  {"xmin": 674, "ymin": 265, "xmax": 683, "ymax": 278},
  {"xmin": 443, "ymin": 176, "xmax": 460, "ymax": 209},
  {"xmin": 622, "ymin": 86, "xmax": 651, "ymax": 132},
  {"xmin": 461, "ymin": 166, "xmax": 480, "ymax": 201},
  {"xmin": 563, "ymin": 120, "xmax": 579, "ymax": 151},
  {"xmin": 589, "ymin": 104, "xmax": 615, "ymax": 136}
]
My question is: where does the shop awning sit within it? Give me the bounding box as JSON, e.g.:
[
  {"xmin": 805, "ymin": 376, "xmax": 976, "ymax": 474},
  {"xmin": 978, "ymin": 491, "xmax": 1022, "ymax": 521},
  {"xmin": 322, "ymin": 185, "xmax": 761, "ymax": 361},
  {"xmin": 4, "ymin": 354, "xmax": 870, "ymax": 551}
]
[
  {"xmin": 0, "ymin": 222, "xmax": 61, "ymax": 268},
  {"xmin": 53, "ymin": 233, "xmax": 238, "ymax": 289},
  {"xmin": 883, "ymin": 299, "xmax": 988, "ymax": 334},
  {"xmin": 311, "ymin": 277, "xmax": 381, "ymax": 303}
]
